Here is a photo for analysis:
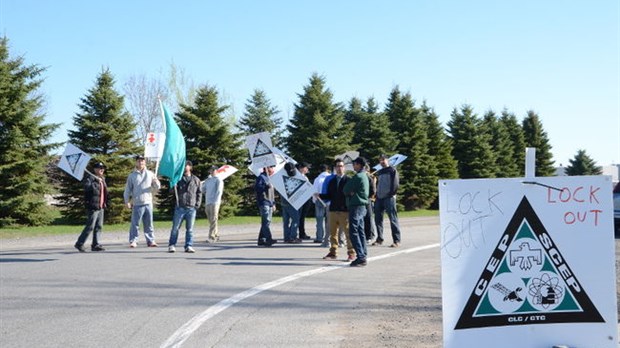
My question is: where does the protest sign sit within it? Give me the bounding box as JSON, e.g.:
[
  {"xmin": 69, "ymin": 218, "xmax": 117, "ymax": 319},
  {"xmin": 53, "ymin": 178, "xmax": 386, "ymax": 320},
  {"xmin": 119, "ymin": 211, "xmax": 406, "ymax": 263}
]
[
  {"xmin": 439, "ymin": 176, "xmax": 617, "ymax": 348},
  {"xmin": 270, "ymin": 164, "xmax": 314, "ymax": 210},
  {"xmin": 144, "ymin": 132, "xmax": 165, "ymax": 159},
  {"xmin": 245, "ymin": 132, "xmax": 277, "ymax": 169},
  {"xmin": 372, "ymin": 153, "xmax": 407, "ymax": 171},
  {"xmin": 57, "ymin": 143, "xmax": 92, "ymax": 181}
]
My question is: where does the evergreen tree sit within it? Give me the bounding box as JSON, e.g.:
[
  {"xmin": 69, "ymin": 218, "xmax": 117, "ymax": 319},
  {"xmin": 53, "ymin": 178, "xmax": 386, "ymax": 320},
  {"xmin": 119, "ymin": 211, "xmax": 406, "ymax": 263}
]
[
  {"xmin": 286, "ymin": 73, "xmax": 352, "ymax": 179},
  {"xmin": 160, "ymin": 85, "xmax": 246, "ymax": 218},
  {"xmin": 56, "ymin": 68, "xmax": 140, "ymax": 224},
  {"xmin": 384, "ymin": 91, "xmax": 437, "ymax": 209},
  {"xmin": 447, "ymin": 105, "xmax": 496, "ymax": 179},
  {"xmin": 421, "ymin": 102, "xmax": 457, "ymax": 181},
  {"xmin": 481, "ymin": 110, "xmax": 515, "ymax": 177},
  {"xmin": 522, "ymin": 110, "xmax": 555, "ymax": 176},
  {"xmin": 565, "ymin": 149, "xmax": 602, "ymax": 175},
  {"xmin": 238, "ymin": 89, "xmax": 284, "ymax": 148},
  {"xmin": 345, "ymin": 97, "xmax": 395, "ymax": 160},
  {"xmin": 237, "ymin": 89, "xmax": 284, "ymax": 214},
  {"xmin": 0, "ymin": 37, "xmax": 61, "ymax": 226},
  {"xmin": 500, "ymin": 109, "xmax": 526, "ymax": 176}
]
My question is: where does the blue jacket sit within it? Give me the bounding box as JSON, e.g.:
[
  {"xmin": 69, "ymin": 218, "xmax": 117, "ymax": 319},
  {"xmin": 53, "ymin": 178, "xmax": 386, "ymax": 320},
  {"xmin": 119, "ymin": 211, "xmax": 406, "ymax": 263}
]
[{"xmin": 254, "ymin": 172, "xmax": 274, "ymax": 207}]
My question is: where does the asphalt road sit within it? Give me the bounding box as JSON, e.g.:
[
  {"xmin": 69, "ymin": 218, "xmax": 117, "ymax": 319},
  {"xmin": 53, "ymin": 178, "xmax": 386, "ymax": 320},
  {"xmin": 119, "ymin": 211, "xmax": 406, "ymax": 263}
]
[{"xmin": 1, "ymin": 217, "xmax": 618, "ymax": 348}]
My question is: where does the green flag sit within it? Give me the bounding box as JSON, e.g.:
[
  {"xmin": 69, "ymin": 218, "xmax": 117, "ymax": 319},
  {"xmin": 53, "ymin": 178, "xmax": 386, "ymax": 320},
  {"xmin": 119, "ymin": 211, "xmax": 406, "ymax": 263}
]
[{"xmin": 159, "ymin": 104, "xmax": 186, "ymax": 187}]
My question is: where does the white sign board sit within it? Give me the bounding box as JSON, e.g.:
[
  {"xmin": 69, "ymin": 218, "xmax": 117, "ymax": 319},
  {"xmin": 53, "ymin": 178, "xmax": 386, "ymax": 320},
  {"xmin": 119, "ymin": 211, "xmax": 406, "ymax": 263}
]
[
  {"xmin": 335, "ymin": 150, "xmax": 359, "ymax": 172},
  {"xmin": 213, "ymin": 165, "xmax": 238, "ymax": 181},
  {"xmin": 245, "ymin": 132, "xmax": 277, "ymax": 169},
  {"xmin": 144, "ymin": 132, "xmax": 165, "ymax": 159},
  {"xmin": 372, "ymin": 153, "xmax": 407, "ymax": 171},
  {"xmin": 271, "ymin": 165, "xmax": 314, "ymax": 210},
  {"xmin": 439, "ymin": 176, "xmax": 618, "ymax": 348},
  {"xmin": 57, "ymin": 143, "xmax": 91, "ymax": 181}
]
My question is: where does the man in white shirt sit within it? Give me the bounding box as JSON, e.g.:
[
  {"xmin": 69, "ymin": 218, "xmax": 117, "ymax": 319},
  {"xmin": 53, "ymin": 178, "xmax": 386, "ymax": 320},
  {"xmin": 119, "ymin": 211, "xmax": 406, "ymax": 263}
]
[
  {"xmin": 202, "ymin": 165, "xmax": 224, "ymax": 243},
  {"xmin": 312, "ymin": 164, "xmax": 330, "ymax": 244}
]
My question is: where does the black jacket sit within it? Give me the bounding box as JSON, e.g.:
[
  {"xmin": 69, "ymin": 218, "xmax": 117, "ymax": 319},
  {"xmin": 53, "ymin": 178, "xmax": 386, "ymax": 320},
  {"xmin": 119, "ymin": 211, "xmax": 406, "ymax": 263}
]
[
  {"xmin": 319, "ymin": 175, "xmax": 349, "ymax": 212},
  {"xmin": 84, "ymin": 176, "xmax": 109, "ymax": 210}
]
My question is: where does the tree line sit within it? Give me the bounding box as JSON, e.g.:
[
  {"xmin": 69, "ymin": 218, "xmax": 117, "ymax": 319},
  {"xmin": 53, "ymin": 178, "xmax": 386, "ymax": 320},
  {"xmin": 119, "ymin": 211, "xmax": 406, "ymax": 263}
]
[{"xmin": 0, "ymin": 37, "xmax": 603, "ymax": 227}]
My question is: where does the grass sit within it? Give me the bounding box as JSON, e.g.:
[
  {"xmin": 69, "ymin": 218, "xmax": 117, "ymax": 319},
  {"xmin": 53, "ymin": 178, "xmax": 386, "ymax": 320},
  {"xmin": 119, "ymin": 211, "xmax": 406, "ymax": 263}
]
[{"xmin": 0, "ymin": 209, "xmax": 438, "ymax": 239}]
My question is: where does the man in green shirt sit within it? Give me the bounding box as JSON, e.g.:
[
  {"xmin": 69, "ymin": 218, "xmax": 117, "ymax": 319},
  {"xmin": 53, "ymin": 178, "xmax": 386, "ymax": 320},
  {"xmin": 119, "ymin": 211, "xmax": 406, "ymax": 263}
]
[{"xmin": 343, "ymin": 157, "xmax": 370, "ymax": 267}]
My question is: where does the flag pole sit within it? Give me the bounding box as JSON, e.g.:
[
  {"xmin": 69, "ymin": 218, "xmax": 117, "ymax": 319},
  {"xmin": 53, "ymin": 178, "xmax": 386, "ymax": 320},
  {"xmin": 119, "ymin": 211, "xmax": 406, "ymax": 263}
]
[{"xmin": 155, "ymin": 97, "xmax": 166, "ymax": 176}]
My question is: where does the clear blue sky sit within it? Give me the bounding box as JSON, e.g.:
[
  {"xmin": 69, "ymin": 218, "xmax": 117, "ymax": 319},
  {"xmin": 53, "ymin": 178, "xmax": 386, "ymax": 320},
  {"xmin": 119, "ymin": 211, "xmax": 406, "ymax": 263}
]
[{"xmin": 2, "ymin": 0, "xmax": 619, "ymax": 167}]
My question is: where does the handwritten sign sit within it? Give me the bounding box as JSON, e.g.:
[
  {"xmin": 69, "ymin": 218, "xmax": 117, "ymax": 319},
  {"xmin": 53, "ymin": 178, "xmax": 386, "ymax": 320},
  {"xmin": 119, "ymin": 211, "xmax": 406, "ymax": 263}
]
[{"xmin": 439, "ymin": 176, "xmax": 617, "ymax": 348}]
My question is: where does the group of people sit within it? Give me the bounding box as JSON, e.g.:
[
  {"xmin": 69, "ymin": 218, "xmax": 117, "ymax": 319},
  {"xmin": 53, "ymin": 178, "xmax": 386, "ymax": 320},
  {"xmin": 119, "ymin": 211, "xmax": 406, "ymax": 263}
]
[
  {"xmin": 74, "ymin": 155, "xmax": 224, "ymax": 253},
  {"xmin": 74, "ymin": 153, "xmax": 403, "ymax": 268},
  {"xmin": 254, "ymin": 154, "xmax": 402, "ymax": 268}
]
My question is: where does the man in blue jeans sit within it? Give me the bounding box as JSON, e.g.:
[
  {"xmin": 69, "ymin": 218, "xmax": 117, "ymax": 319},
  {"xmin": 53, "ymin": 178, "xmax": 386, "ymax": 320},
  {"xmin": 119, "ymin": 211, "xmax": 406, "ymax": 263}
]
[
  {"xmin": 343, "ymin": 157, "xmax": 369, "ymax": 267},
  {"xmin": 255, "ymin": 166, "xmax": 277, "ymax": 247},
  {"xmin": 373, "ymin": 154, "xmax": 402, "ymax": 248},
  {"xmin": 168, "ymin": 160, "xmax": 202, "ymax": 253},
  {"xmin": 124, "ymin": 155, "xmax": 161, "ymax": 248}
]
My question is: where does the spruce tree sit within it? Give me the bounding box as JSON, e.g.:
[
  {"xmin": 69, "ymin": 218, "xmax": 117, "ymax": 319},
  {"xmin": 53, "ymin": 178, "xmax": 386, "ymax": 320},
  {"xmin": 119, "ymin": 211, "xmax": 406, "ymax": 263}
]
[
  {"xmin": 162, "ymin": 85, "xmax": 246, "ymax": 218},
  {"xmin": 522, "ymin": 110, "xmax": 555, "ymax": 176},
  {"xmin": 565, "ymin": 149, "xmax": 602, "ymax": 176},
  {"xmin": 447, "ymin": 105, "xmax": 496, "ymax": 179},
  {"xmin": 237, "ymin": 89, "xmax": 284, "ymax": 214},
  {"xmin": 56, "ymin": 68, "xmax": 140, "ymax": 224},
  {"xmin": 346, "ymin": 97, "xmax": 396, "ymax": 161},
  {"xmin": 481, "ymin": 110, "xmax": 516, "ymax": 177},
  {"xmin": 421, "ymin": 102, "xmax": 458, "ymax": 181},
  {"xmin": 238, "ymin": 89, "xmax": 284, "ymax": 147},
  {"xmin": 286, "ymin": 73, "xmax": 352, "ymax": 179},
  {"xmin": 0, "ymin": 37, "xmax": 61, "ymax": 226},
  {"xmin": 500, "ymin": 109, "xmax": 526, "ymax": 176},
  {"xmin": 384, "ymin": 91, "xmax": 437, "ymax": 209}
]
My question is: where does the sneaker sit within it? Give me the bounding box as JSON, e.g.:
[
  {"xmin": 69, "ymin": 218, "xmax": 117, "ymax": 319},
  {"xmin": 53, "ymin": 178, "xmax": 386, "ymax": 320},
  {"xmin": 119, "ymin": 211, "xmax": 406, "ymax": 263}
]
[
  {"xmin": 371, "ymin": 240, "xmax": 383, "ymax": 246},
  {"xmin": 347, "ymin": 254, "xmax": 355, "ymax": 261},
  {"xmin": 350, "ymin": 259, "xmax": 368, "ymax": 267},
  {"xmin": 300, "ymin": 234, "xmax": 312, "ymax": 240},
  {"xmin": 168, "ymin": 245, "xmax": 176, "ymax": 253},
  {"xmin": 323, "ymin": 253, "xmax": 337, "ymax": 260},
  {"xmin": 74, "ymin": 243, "xmax": 86, "ymax": 252},
  {"xmin": 129, "ymin": 241, "xmax": 137, "ymax": 248},
  {"xmin": 148, "ymin": 242, "xmax": 158, "ymax": 247},
  {"xmin": 390, "ymin": 242, "xmax": 400, "ymax": 248},
  {"xmin": 313, "ymin": 239, "xmax": 322, "ymax": 243},
  {"xmin": 185, "ymin": 246, "xmax": 195, "ymax": 253},
  {"xmin": 91, "ymin": 245, "xmax": 105, "ymax": 252}
]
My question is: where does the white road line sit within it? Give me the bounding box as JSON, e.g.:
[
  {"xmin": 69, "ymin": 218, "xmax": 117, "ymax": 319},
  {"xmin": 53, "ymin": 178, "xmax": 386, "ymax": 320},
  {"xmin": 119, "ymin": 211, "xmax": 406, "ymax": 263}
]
[{"xmin": 160, "ymin": 242, "xmax": 440, "ymax": 348}]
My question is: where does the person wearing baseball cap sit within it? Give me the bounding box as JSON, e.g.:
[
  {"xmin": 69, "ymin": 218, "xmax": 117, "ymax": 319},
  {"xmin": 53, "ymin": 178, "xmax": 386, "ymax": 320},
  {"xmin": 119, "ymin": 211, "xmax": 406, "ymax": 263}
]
[
  {"xmin": 74, "ymin": 161, "xmax": 109, "ymax": 252},
  {"xmin": 123, "ymin": 154, "xmax": 161, "ymax": 248},
  {"xmin": 343, "ymin": 157, "xmax": 370, "ymax": 267}
]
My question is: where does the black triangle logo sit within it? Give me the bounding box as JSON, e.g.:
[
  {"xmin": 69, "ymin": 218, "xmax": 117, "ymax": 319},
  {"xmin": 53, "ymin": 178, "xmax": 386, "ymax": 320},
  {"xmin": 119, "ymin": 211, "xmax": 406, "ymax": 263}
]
[
  {"xmin": 454, "ymin": 196, "xmax": 604, "ymax": 329},
  {"xmin": 282, "ymin": 175, "xmax": 305, "ymax": 198},
  {"xmin": 65, "ymin": 153, "xmax": 84, "ymax": 173},
  {"xmin": 253, "ymin": 139, "xmax": 272, "ymax": 157},
  {"xmin": 342, "ymin": 155, "xmax": 353, "ymax": 166}
]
